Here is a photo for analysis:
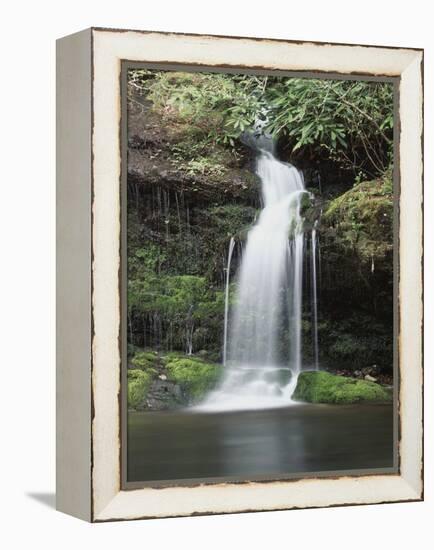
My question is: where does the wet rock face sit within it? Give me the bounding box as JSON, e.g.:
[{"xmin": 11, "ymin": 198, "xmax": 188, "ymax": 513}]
[
  {"xmin": 139, "ymin": 379, "xmax": 184, "ymax": 411},
  {"xmin": 127, "ymin": 93, "xmax": 260, "ymax": 203}
]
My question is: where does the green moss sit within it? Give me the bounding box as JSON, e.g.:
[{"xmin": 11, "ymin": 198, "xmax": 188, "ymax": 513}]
[
  {"xmin": 323, "ymin": 172, "xmax": 393, "ymax": 264},
  {"xmin": 205, "ymin": 204, "xmax": 258, "ymax": 238},
  {"xmin": 161, "ymin": 351, "xmax": 187, "ymax": 364},
  {"xmin": 127, "ymin": 369, "xmax": 153, "ymax": 408},
  {"xmin": 165, "ymin": 356, "xmax": 222, "ymax": 402},
  {"xmin": 293, "ymin": 370, "xmax": 392, "ymax": 404},
  {"xmin": 131, "ymin": 350, "xmax": 158, "ymax": 371}
]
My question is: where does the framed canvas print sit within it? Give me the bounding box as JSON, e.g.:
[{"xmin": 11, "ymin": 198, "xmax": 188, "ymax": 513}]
[{"xmin": 56, "ymin": 28, "xmax": 423, "ymax": 522}]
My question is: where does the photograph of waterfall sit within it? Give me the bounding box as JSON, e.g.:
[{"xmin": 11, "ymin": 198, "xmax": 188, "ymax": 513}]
[{"xmin": 124, "ymin": 67, "xmax": 396, "ymax": 484}]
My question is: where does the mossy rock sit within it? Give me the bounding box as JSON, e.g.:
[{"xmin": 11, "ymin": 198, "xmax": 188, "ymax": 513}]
[
  {"xmin": 161, "ymin": 351, "xmax": 186, "ymax": 363},
  {"xmin": 165, "ymin": 356, "xmax": 223, "ymax": 402},
  {"xmin": 127, "ymin": 369, "xmax": 153, "ymax": 408},
  {"xmin": 322, "ymin": 172, "xmax": 393, "ymax": 265},
  {"xmin": 293, "ymin": 370, "xmax": 392, "ymax": 404},
  {"xmin": 131, "ymin": 350, "xmax": 158, "ymax": 371}
]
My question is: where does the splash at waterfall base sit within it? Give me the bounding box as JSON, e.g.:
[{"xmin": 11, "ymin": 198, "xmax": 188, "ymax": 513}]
[{"xmin": 128, "ymin": 351, "xmax": 391, "ymax": 411}]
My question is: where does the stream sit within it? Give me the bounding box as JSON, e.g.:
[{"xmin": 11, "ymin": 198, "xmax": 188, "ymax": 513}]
[{"xmin": 127, "ymin": 403, "xmax": 394, "ymax": 483}]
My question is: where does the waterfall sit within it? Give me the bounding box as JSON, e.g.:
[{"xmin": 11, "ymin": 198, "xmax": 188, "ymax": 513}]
[
  {"xmin": 223, "ymin": 237, "xmax": 236, "ymax": 366},
  {"xmin": 199, "ymin": 148, "xmax": 309, "ymax": 411},
  {"xmin": 311, "ymin": 222, "xmax": 319, "ymax": 370}
]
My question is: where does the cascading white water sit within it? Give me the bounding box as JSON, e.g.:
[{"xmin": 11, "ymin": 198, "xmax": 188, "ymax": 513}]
[
  {"xmin": 199, "ymin": 149, "xmax": 308, "ymax": 411},
  {"xmin": 223, "ymin": 236, "xmax": 235, "ymax": 366},
  {"xmin": 311, "ymin": 222, "xmax": 319, "ymax": 370}
]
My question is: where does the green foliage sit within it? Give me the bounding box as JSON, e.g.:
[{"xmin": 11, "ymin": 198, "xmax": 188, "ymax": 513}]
[
  {"xmin": 128, "ymin": 369, "xmax": 153, "ymax": 408},
  {"xmin": 326, "ymin": 332, "xmax": 389, "ymax": 369},
  {"xmin": 329, "ymin": 333, "xmax": 365, "ymax": 360},
  {"xmin": 293, "ymin": 371, "xmax": 392, "ymax": 404},
  {"xmin": 159, "ymin": 276, "xmax": 222, "ymax": 327},
  {"xmin": 315, "ymin": 312, "xmax": 393, "ymax": 372},
  {"xmin": 142, "ymin": 71, "xmax": 267, "ymax": 146},
  {"xmin": 128, "ymin": 269, "xmax": 224, "ymax": 353},
  {"xmin": 169, "ymin": 141, "xmax": 228, "ymax": 177},
  {"xmin": 128, "ymin": 240, "xmax": 167, "ymax": 283},
  {"xmin": 265, "ymin": 79, "xmax": 393, "ymax": 177},
  {"xmin": 165, "ymin": 356, "xmax": 222, "ymax": 401},
  {"xmin": 203, "ymin": 203, "xmax": 257, "ymax": 239},
  {"xmin": 184, "ymin": 157, "xmax": 226, "ymax": 177},
  {"xmin": 129, "ymin": 70, "xmax": 393, "ymax": 178}
]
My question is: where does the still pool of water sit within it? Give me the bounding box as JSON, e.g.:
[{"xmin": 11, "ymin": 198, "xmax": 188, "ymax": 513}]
[{"xmin": 127, "ymin": 403, "xmax": 394, "ymax": 484}]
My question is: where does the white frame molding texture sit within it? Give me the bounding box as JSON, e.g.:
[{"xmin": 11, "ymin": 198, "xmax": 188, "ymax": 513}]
[{"xmin": 56, "ymin": 28, "xmax": 423, "ymax": 522}]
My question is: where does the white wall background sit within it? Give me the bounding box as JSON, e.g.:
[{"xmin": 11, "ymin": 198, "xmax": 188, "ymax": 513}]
[{"xmin": 1, "ymin": 1, "xmax": 432, "ymax": 548}]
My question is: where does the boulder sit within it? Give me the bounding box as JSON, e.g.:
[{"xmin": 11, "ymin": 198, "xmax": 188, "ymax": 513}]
[{"xmin": 293, "ymin": 370, "xmax": 392, "ymax": 404}]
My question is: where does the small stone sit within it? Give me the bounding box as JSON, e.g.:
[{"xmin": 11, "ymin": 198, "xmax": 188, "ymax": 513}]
[
  {"xmin": 159, "ymin": 374, "xmax": 167, "ymax": 380},
  {"xmin": 364, "ymin": 374, "xmax": 377, "ymax": 382}
]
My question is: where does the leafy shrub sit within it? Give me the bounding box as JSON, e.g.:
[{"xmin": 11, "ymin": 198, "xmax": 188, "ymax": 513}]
[
  {"xmin": 265, "ymin": 79, "xmax": 393, "ymax": 177},
  {"xmin": 129, "ymin": 70, "xmax": 393, "ymax": 178}
]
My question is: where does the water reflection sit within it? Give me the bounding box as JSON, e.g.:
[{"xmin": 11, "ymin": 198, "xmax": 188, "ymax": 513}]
[{"xmin": 127, "ymin": 404, "xmax": 394, "ymax": 483}]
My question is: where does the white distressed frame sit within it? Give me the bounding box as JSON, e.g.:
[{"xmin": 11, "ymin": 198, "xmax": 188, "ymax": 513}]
[{"xmin": 57, "ymin": 28, "xmax": 423, "ymax": 522}]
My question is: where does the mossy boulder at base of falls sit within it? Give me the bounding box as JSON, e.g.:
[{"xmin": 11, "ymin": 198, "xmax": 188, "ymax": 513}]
[
  {"xmin": 293, "ymin": 370, "xmax": 392, "ymax": 404},
  {"xmin": 127, "ymin": 369, "xmax": 154, "ymax": 408},
  {"xmin": 164, "ymin": 356, "xmax": 223, "ymax": 403},
  {"xmin": 127, "ymin": 350, "xmax": 223, "ymax": 409}
]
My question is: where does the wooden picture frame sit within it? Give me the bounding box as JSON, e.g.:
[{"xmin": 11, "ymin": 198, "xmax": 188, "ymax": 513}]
[{"xmin": 56, "ymin": 27, "xmax": 423, "ymax": 522}]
